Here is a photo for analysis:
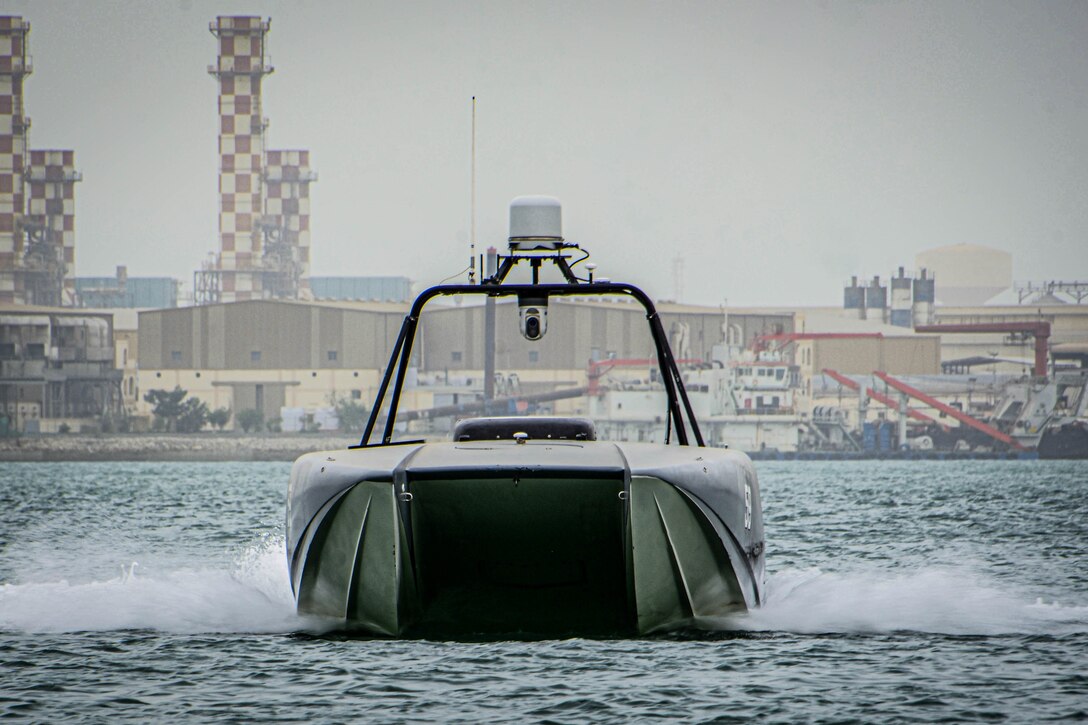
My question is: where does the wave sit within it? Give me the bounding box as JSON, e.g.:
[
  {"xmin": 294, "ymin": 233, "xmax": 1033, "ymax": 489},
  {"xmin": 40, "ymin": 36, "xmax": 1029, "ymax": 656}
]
[
  {"xmin": 4, "ymin": 543, "xmax": 1086, "ymax": 637},
  {"xmin": 724, "ymin": 566, "xmax": 1088, "ymax": 636},
  {"xmin": 0, "ymin": 535, "xmax": 307, "ymax": 635}
]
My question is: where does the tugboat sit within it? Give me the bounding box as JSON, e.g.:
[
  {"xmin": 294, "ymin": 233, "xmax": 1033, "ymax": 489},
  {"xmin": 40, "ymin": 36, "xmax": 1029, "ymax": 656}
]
[{"xmin": 286, "ymin": 197, "xmax": 766, "ymax": 636}]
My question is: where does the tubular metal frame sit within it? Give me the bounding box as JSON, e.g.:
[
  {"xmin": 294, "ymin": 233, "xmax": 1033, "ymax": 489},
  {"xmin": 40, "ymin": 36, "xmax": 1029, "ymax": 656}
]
[{"xmin": 358, "ymin": 277, "xmax": 705, "ymax": 448}]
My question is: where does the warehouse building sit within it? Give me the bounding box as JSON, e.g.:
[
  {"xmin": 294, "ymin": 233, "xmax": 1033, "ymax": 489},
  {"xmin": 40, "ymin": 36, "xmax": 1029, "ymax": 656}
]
[
  {"xmin": 138, "ymin": 300, "xmax": 406, "ymax": 424},
  {"xmin": 135, "ymin": 298, "xmax": 797, "ymax": 429}
]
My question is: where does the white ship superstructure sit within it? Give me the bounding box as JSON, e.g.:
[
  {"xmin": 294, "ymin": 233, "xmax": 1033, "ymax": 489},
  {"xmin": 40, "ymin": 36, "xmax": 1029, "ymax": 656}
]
[{"xmin": 589, "ymin": 351, "xmax": 804, "ymax": 452}]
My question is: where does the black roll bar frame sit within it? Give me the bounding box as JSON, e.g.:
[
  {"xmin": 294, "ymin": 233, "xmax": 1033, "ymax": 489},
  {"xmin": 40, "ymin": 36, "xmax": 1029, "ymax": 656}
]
[{"xmin": 357, "ymin": 277, "xmax": 705, "ymax": 448}]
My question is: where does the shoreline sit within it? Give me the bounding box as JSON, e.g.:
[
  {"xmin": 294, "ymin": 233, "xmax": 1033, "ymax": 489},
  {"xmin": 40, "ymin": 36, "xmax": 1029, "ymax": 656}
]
[
  {"xmin": 0, "ymin": 433, "xmax": 360, "ymax": 462},
  {"xmin": 0, "ymin": 434, "xmax": 1057, "ymax": 462}
]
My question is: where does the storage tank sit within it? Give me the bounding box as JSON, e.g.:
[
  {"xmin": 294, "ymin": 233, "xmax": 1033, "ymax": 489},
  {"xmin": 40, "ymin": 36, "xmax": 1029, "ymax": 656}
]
[
  {"xmin": 843, "ymin": 276, "xmax": 865, "ymax": 318},
  {"xmin": 915, "ymin": 243, "xmax": 1011, "ymax": 306},
  {"xmin": 889, "ymin": 267, "xmax": 913, "ymax": 328},
  {"xmin": 912, "ymin": 268, "xmax": 935, "ymax": 326},
  {"xmin": 865, "ymin": 276, "xmax": 887, "ymax": 322},
  {"xmin": 877, "ymin": 421, "xmax": 892, "ymax": 452}
]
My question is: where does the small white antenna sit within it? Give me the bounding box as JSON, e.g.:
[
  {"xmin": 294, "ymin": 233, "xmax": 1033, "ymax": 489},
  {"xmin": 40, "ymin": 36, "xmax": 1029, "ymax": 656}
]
[{"xmin": 469, "ymin": 96, "xmax": 477, "ymax": 284}]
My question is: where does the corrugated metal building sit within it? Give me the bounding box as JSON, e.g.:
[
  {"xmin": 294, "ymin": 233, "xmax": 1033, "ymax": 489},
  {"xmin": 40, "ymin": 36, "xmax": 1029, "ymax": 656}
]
[
  {"xmin": 74, "ymin": 274, "xmax": 178, "ymax": 309},
  {"xmin": 136, "ymin": 299, "xmax": 794, "ymax": 426},
  {"xmin": 138, "ymin": 300, "xmax": 406, "ymax": 422},
  {"xmin": 928, "ymin": 304, "xmax": 1088, "ymax": 375},
  {"xmin": 796, "ymin": 336, "xmax": 941, "ymax": 378},
  {"xmin": 140, "ymin": 300, "xmax": 405, "ymax": 371},
  {"xmin": 310, "ymin": 276, "xmax": 412, "ymax": 304},
  {"xmin": 421, "ymin": 300, "xmax": 792, "ymax": 372}
]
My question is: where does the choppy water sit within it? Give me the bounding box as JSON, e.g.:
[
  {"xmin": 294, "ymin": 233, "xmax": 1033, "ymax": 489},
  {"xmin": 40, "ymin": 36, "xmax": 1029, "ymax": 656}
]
[{"xmin": 1, "ymin": 460, "xmax": 1086, "ymax": 722}]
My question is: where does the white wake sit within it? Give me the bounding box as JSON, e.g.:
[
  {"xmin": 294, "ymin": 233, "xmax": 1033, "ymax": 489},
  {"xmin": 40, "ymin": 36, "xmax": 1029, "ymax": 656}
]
[
  {"xmin": 4, "ymin": 545, "xmax": 1086, "ymax": 637},
  {"xmin": 725, "ymin": 566, "xmax": 1088, "ymax": 636},
  {"xmin": 0, "ymin": 535, "xmax": 304, "ymax": 634}
]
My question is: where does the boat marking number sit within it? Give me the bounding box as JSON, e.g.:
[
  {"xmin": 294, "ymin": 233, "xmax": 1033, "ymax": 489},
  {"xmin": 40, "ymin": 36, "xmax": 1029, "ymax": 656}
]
[{"xmin": 744, "ymin": 482, "xmax": 752, "ymax": 530}]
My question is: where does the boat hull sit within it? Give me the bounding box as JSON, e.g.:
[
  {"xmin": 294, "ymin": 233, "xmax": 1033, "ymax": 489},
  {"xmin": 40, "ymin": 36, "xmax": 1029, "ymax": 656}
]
[
  {"xmin": 287, "ymin": 441, "xmax": 764, "ymax": 636},
  {"xmin": 1037, "ymin": 420, "xmax": 1088, "ymax": 459}
]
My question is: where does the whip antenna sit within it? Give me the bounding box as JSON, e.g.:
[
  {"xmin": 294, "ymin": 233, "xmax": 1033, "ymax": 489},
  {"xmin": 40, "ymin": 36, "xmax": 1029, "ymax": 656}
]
[{"xmin": 468, "ymin": 96, "xmax": 477, "ymax": 284}]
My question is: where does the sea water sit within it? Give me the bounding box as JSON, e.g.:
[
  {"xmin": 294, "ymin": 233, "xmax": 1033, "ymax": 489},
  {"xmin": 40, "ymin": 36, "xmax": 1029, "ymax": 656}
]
[{"xmin": 1, "ymin": 460, "xmax": 1085, "ymax": 722}]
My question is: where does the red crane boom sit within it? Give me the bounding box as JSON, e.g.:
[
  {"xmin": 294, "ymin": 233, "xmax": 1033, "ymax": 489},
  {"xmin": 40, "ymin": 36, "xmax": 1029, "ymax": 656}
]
[
  {"xmin": 822, "ymin": 368, "xmax": 940, "ymax": 425},
  {"xmin": 873, "ymin": 371, "xmax": 1024, "ymax": 449},
  {"xmin": 914, "ymin": 322, "xmax": 1050, "ymax": 377}
]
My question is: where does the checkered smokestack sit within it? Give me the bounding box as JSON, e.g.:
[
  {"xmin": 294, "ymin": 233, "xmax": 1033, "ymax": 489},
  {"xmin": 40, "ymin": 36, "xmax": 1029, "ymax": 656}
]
[
  {"xmin": 209, "ymin": 16, "xmax": 273, "ymax": 302},
  {"xmin": 0, "ymin": 16, "xmax": 80, "ymax": 307},
  {"xmin": 25, "ymin": 149, "xmax": 80, "ymax": 306},
  {"xmin": 263, "ymin": 149, "xmax": 316, "ymax": 298},
  {"xmin": 0, "ymin": 16, "xmax": 30, "ymax": 305}
]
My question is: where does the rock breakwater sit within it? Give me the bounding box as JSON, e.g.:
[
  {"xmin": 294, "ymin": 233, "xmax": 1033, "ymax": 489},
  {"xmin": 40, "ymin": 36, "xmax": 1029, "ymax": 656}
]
[{"xmin": 0, "ymin": 433, "xmax": 361, "ymax": 462}]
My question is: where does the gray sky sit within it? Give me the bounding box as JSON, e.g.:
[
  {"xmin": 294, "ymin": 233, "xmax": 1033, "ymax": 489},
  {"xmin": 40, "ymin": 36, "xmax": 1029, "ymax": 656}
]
[{"xmin": 8, "ymin": 0, "xmax": 1088, "ymax": 305}]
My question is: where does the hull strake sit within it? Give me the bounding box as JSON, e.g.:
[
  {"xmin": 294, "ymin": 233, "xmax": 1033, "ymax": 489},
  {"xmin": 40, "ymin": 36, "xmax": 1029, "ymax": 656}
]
[{"xmin": 291, "ymin": 448, "xmax": 764, "ymax": 636}]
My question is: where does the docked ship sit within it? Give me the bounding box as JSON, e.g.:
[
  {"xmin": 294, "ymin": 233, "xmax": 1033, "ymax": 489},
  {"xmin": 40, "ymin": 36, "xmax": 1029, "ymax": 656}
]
[
  {"xmin": 996, "ymin": 369, "xmax": 1088, "ymax": 458},
  {"xmin": 588, "ymin": 350, "xmax": 805, "ymax": 453},
  {"xmin": 806, "ymin": 365, "xmax": 1088, "ymax": 459}
]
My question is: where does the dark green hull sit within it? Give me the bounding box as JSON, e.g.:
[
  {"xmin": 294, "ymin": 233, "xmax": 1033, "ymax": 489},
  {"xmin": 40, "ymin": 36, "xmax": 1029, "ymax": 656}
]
[{"xmin": 287, "ymin": 441, "xmax": 764, "ymax": 637}]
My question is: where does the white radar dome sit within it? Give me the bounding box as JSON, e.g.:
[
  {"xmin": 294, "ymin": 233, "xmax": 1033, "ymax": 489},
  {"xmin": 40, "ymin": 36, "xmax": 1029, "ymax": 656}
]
[{"xmin": 509, "ymin": 195, "xmax": 563, "ymax": 250}]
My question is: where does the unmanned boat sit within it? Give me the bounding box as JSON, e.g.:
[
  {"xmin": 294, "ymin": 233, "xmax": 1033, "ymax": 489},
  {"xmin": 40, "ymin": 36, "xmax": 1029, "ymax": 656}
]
[{"xmin": 286, "ymin": 197, "xmax": 766, "ymax": 636}]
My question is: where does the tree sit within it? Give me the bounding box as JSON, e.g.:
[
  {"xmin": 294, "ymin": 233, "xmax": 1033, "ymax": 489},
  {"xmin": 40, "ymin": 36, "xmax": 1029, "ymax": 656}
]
[
  {"xmin": 332, "ymin": 395, "xmax": 369, "ymax": 434},
  {"xmin": 208, "ymin": 407, "xmax": 231, "ymax": 431},
  {"xmin": 176, "ymin": 397, "xmax": 209, "ymax": 433},
  {"xmin": 144, "ymin": 387, "xmax": 188, "ymax": 432},
  {"xmin": 236, "ymin": 408, "xmax": 264, "ymax": 434},
  {"xmin": 143, "ymin": 387, "xmax": 210, "ymax": 433}
]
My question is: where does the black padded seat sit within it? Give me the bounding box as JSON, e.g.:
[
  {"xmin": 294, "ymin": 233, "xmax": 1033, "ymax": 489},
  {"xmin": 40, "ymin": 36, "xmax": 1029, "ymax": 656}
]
[{"xmin": 453, "ymin": 416, "xmax": 597, "ymax": 442}]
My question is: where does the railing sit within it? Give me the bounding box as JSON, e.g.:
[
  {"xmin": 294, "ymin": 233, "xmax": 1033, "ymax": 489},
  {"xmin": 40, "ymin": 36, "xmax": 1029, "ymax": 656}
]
[
  {"xmin": 207, "ymin": 56, "xmax": 274, "ymax": 77},
  {"xmin": 0, "ymin": 54, "xmax": 32, "ymax": 75}
]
